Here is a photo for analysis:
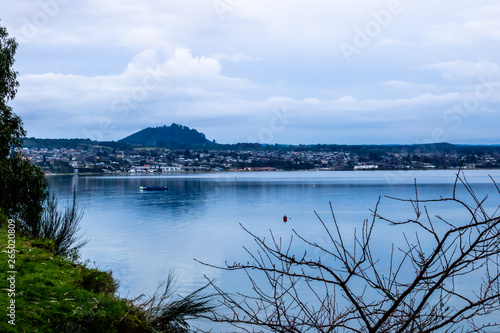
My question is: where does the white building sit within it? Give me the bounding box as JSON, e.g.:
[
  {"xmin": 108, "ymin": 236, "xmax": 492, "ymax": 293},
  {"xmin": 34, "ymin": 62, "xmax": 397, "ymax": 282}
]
[{"xmin": 354, "ymin": 165, "xmax": 378, "ymax": 170}]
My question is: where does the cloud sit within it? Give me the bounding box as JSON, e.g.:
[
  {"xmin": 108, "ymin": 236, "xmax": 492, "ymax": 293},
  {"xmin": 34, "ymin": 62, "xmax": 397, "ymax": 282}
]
[
  {"xmin": 425, "ymin": 20, "xmax": 500, "ymax": 46},
  {"xmin": 2, "ymin": 0, "xmax": 500, "ymax": 144},
  {"xmin": 423, "ymin": 5, "xmax": 500, "ymax": 46},
  {"xmin": 377, "ymin": 38, "xmax": 409, "ymax": 46},
  {"xmin": 13, "ymin": 47, "xmax": 254, "ymax": 138},
  {"xmin": 420, "ymin": 60, "xmax": 500, "ymax": 80},
  {"xmin": 381, "ymin": 81, "xmax": 443, "ymax": 96},
  {"xmin": 212, "ymin": 52, "xmax": 259, "ymax": 63}
]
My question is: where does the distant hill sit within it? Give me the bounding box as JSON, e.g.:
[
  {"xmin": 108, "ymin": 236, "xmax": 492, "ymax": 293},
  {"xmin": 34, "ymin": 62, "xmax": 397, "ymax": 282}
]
[
  {"xmin": 22, "ymin": 138, "xmax": 94, "ymax": 150},
  {"xmin": 22, "ymin": 138, "xmax": 132, "ymax": 150},
  {"xmin": 119, "ymin": 123, "xmax": 213, "ymax": 148}
]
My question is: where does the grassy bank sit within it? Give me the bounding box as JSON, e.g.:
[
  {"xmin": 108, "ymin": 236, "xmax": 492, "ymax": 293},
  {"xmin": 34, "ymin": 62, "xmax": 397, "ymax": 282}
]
[{"xmin": 0, "ymin": 220, "xmax": 149, "ymax": 332}]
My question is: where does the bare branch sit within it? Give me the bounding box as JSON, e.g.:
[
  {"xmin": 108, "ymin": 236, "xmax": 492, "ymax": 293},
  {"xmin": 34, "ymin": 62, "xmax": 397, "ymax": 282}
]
[{"xmin": 198, "ymin": 171, "xmax": 500, "ymax": 332}]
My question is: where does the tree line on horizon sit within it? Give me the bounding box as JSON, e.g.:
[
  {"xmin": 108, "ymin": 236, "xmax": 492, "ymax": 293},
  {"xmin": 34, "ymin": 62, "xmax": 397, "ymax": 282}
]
[{"xmin": 21, "ymin": 135, "xmax": 500, "ymax": 155}]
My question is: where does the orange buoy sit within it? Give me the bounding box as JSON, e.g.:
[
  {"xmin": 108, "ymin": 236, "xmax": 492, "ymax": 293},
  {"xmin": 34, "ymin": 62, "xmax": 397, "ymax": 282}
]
[{"xmin": 283, "ymin": 215, "xmax": 288, "ymax": 222}]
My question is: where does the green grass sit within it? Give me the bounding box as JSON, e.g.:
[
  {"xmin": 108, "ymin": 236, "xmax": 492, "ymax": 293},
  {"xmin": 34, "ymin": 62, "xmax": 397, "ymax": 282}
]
[{"xmin": 0, "ymin": 226, "xmax": 148, "ymax": 332}]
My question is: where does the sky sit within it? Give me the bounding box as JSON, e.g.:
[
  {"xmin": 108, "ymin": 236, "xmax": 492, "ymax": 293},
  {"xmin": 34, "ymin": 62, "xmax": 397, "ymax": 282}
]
[{"xmin": 1, "ymin": 0, "xmax": 500, "ymax": 145}]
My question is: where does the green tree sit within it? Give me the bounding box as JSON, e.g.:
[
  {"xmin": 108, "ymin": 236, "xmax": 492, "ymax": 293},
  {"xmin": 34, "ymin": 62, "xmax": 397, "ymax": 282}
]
[
  {"xmin": 0, "ymin": 23, "xmax": 24, "ymax": 158},
  {"xmin": 0, "ymin": 23, "xmax": 48, "ymax": 225},
  {"xmin": 0, "ymin": 154, "xmax": 48, "ymax": 226}
]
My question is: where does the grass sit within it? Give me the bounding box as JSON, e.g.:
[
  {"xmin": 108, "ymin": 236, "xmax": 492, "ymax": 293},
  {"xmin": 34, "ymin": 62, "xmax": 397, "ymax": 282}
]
[
  {"xmin": 138, "ymin": 272, "xmax": 215, "ymax": 332},
  {"xmin": 38, "ymin": 191, "xmax": 88, "ymax": 257},
  {"xmin": 0, "ymin": 226, "xmax": 149, "ymax": 332},
  {"xmin": 0, "ymin": 219, "xmax": 215, "ymax": 332}
]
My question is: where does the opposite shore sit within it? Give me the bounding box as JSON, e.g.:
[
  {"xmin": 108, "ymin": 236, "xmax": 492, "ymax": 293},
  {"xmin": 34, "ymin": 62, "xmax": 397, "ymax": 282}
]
[{"xmin": 21, "ymin": 142, "xmax": 500, "ymax": 175}]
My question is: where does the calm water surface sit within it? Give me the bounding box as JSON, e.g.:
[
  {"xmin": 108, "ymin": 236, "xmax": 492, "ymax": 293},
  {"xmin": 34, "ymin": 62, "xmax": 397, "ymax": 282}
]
[{"xmin": 47, "ymin": 170, "xmax": 500, "ymax": 328}]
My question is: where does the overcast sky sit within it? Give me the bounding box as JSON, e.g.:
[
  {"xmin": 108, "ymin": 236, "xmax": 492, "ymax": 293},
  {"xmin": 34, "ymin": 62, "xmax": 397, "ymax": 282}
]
[{"xmin": 1, "ymin": 0, "xmax": 499, "ymax": 144}]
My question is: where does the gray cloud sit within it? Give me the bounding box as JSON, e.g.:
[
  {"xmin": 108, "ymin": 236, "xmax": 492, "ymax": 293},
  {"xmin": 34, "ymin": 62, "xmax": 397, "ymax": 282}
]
[{"xmin": 2, "ymin": 0, "xmax": 500, "ymax": 144}]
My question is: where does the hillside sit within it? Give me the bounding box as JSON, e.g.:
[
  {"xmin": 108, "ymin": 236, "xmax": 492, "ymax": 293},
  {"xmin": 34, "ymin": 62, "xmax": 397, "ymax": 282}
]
[
  {"xmin": 119, "ymin": 123, "xmax": 213, "ymax": 148},
  {"xmin": 21, "ymin": 138, "xmax": 133, "ymax": 151},
  {"xmin": 22, "ymin": 138, "xmax": 95, "ymax": 150}
]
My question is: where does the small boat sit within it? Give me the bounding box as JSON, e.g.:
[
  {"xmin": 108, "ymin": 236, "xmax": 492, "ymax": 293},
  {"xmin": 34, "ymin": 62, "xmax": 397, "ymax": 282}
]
[{"xmin": 139, "ymin": 186, "xmax": 168, "ymax": 191}]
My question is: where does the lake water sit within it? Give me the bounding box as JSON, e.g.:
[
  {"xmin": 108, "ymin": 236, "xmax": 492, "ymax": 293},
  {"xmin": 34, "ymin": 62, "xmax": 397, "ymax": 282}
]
[{"xmin": 47, "ymin": 170, "xmax": 500, "ymax": 330}]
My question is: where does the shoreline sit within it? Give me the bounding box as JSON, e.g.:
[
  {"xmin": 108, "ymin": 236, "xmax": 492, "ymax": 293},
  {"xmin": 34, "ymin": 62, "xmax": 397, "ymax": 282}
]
[{"xmin": 43, "ymin": 167, "xmax": 497, "ymax": 177}]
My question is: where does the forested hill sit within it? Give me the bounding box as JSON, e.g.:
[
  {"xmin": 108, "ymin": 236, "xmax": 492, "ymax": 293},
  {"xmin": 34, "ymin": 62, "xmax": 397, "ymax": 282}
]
[
  {"xmin": 118, "ymin": 123, "xmax": 213, "ymax": 148},
  {"xmin": 22, "ymin": 138, "xmax": 130, "ymax": 150},
  {"xmin": 20, "ymin": 130, "xmax": 500, "ymax": 156}
]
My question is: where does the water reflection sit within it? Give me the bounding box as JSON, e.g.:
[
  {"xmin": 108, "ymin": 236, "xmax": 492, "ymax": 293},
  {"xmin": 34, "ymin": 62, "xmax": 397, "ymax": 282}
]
[{"xmin": 46, "ymin": 170, "xmax": 500, "ymax": 304}]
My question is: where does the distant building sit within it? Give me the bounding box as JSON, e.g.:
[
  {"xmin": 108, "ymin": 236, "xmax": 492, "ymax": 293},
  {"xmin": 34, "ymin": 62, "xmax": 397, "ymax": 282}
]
[
  {"xmin": 243, "ymin": 167, "xmax": 276, "ymax": 171},
  {"xmin": 160, "ymin": 166, "xmax": 182, "ymax": 172},
  {"xmin": 354, "ymin": 165, "xmax": 378, "ymax": 170}
]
